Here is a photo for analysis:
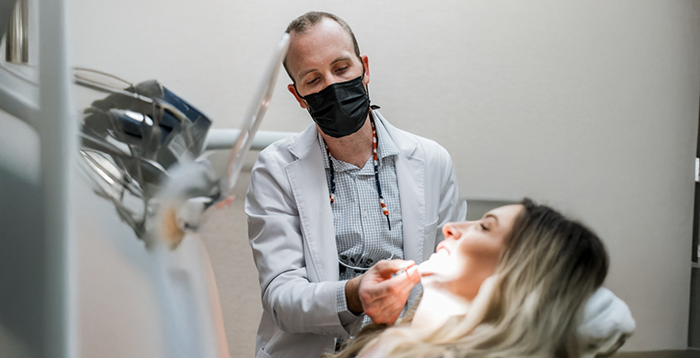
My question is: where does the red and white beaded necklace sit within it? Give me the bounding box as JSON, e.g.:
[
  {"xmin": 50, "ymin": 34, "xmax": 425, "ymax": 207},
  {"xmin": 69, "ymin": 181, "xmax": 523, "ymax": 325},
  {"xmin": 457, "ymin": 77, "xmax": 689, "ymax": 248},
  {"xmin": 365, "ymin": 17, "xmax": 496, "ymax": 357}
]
[{"xmin": 324, "ymin": 112, "xmax": 391, "ymax": 230}]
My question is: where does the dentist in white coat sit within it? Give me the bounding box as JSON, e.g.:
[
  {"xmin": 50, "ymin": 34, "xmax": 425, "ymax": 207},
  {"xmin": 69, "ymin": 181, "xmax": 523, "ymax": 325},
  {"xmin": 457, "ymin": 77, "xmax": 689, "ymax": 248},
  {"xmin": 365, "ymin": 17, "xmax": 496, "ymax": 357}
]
[{"xmin": 245, "ymin": 11, "xmax": 466, "ymax": 358}]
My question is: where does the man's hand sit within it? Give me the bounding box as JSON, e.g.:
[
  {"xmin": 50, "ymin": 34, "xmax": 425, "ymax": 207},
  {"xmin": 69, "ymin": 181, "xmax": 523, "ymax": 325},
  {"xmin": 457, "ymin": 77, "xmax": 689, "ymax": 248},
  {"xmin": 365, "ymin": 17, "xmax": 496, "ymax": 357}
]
[{"xmin": 345, "ymin": 260, "xmax": 421, "ymax": 325}]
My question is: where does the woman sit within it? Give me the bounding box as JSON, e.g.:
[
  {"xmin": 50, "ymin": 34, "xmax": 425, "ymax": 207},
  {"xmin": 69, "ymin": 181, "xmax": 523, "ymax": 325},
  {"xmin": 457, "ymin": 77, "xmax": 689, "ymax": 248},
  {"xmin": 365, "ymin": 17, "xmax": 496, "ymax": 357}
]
[{"xmin": 328, "ymin": 198, "xmax": 609, "ymax": 358}]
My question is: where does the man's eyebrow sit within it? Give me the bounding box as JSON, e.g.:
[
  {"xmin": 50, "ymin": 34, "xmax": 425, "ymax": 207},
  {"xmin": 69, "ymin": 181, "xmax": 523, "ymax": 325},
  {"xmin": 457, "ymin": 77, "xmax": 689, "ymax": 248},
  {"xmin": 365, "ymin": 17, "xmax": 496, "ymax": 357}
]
[
  {"xmin": 297, "ymin": 68, "xmax": 318, "ymax": 81},
  {"xmin": 331, "ymin": 55, "xmax": 353, "ymax": 66},
  {"xmin": 484, "ymin": 213, "xmax": 500, "ymax": 226}
]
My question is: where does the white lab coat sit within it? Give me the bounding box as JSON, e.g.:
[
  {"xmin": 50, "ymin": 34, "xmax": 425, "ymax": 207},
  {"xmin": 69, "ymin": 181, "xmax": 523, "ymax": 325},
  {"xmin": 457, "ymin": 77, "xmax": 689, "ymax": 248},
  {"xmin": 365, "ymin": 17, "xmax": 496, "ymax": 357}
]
[{"xmin": 245, "ymin": 111, "xmax": 466, "ymax": 358}]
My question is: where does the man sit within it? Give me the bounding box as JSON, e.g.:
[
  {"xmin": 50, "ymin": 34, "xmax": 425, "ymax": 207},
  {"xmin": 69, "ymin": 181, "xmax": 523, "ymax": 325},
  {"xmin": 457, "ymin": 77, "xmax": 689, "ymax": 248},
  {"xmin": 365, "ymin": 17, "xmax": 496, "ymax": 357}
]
[{"xmin": 245, "ymin": 11, "xmax": 466, "ymax": 358}]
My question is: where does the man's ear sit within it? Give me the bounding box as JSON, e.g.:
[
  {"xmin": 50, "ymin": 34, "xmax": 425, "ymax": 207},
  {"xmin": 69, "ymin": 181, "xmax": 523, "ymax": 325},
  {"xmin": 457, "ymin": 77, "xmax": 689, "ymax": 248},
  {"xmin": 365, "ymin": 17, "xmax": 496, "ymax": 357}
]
[
  {"xmin": 288, "ymin": 84, "xmax": 308, "ymax": 109},
  {"xmin": 361, "ymin": 55, "xmax": 370, "ymax": 85}
]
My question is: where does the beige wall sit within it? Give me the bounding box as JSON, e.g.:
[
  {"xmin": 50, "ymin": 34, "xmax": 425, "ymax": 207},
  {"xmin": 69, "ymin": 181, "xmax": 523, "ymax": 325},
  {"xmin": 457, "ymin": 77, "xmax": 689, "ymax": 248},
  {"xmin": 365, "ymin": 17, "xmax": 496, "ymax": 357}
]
[{"xmin": 64, "ymin": 0, "xmax": 700, "ymax": 354}]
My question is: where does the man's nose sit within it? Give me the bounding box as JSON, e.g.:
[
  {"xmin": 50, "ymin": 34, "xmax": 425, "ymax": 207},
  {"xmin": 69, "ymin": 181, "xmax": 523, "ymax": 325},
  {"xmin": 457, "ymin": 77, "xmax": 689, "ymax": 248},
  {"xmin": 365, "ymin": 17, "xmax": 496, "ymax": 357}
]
[{"xmin": 320, "ymin": 76, "xmax": 343, "ymax": 90}]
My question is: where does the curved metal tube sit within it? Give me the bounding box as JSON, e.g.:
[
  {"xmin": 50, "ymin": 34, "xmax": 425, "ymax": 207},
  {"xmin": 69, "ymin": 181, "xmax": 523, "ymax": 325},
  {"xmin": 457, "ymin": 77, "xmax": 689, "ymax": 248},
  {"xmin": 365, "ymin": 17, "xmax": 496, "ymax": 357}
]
[
  {"xmin": 6, "ymin": 0, "xmax": 28, "ymax": 64},
  {"xmin": 223, "ymin": 33, "xmax": 290, "ymax": 196}
]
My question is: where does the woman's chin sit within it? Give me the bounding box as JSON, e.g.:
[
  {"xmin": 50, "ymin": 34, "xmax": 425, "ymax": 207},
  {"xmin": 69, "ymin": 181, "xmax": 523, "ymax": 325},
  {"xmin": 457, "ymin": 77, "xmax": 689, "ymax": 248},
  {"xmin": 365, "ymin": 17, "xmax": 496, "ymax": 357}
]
[
  {"xmin": 418, "ymin": 275, "xmax": 439, "ymax": 289},
  {"xmin": 418, "ymin": 257, "xmax": 449, "ymax": 276},
  {"xmin": 418, "ymin": 269, "xmax": 457, "ymax": 288}
]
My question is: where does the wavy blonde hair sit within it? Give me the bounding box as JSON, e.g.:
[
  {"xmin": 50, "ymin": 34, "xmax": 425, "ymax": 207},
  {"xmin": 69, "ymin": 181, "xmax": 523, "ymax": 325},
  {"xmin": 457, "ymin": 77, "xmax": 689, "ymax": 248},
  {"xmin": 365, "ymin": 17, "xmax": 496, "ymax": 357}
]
[{"xmin": 328, "ymin": 198, "xmax": 609, "ymax": 358}]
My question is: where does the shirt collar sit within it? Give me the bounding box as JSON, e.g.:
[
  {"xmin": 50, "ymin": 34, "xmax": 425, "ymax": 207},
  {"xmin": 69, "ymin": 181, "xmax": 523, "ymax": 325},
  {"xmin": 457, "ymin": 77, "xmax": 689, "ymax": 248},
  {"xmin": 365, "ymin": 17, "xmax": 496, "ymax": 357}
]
[
  {"xmin": 317, "ymin": 115, "xmax": 400, "ymax": 170},
  {"xmin": 317, "ymin": 131, "xmax": 331, "ymax": 169},
  {"xmin": 373, "ymin": 114, "xmax": 400, "ymax": 160}
]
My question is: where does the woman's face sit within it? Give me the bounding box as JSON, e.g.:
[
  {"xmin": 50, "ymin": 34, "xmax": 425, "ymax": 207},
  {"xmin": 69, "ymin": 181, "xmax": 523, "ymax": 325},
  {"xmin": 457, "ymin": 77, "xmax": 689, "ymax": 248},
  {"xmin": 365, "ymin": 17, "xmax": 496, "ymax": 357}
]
[{"xmin": 418, "ymin": 204, "xmax": 523, "ymax": 300}]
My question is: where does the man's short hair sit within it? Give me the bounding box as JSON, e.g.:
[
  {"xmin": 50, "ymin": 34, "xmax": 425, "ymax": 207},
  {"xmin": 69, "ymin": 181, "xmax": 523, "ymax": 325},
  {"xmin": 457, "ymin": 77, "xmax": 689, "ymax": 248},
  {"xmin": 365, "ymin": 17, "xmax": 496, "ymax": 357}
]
[{"xmin": 283, "ymin": 11, "xmax": 362, "ymax": 83}]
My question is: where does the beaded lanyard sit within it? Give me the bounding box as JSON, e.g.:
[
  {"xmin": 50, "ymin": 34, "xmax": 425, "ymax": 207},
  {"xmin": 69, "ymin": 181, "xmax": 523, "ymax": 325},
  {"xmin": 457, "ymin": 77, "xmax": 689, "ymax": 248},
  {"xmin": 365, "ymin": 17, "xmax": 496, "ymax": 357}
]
[{"xmin": 324, "ymin": 113, "xmax": 391, "ymax": 230}]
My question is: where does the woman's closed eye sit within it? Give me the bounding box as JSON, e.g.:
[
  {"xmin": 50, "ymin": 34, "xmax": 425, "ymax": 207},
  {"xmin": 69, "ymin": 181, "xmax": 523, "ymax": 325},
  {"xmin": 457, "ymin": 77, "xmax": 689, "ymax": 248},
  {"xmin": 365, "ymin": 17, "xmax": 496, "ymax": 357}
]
[{"xmin": 480, "ymin": 214, "xmax": 499, "ymax": 232}]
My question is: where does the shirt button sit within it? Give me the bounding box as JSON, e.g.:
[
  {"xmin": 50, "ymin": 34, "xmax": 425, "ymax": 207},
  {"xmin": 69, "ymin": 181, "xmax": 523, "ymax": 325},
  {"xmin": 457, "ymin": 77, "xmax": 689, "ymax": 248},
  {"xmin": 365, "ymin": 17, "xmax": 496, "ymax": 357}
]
[
  {"xmin": 367, "ymin": 258, "xmax": 373, "ymax": 265},
  {"xmin": 340, "ymin": 255, "xmax": 348, "ymax": 260},
  {"xmin": 362, "ymin": 211, "xmax": 368, "ymax": 217}
]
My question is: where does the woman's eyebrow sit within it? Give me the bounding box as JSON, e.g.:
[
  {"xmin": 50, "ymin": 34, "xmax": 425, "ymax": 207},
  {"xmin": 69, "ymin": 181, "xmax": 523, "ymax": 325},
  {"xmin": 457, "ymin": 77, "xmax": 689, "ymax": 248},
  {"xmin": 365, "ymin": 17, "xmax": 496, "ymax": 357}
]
[{"xmin": 484, "ymin": 213, "xmax": 499, "ymax": 226}]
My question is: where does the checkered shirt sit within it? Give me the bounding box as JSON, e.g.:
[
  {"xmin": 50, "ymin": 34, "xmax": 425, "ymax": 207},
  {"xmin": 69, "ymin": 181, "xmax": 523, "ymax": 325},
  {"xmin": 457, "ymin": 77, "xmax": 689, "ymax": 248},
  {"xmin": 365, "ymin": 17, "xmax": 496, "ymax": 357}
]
[{"xmin": 316, "ymin": 119, "xmax": 404, "ymax": 330}]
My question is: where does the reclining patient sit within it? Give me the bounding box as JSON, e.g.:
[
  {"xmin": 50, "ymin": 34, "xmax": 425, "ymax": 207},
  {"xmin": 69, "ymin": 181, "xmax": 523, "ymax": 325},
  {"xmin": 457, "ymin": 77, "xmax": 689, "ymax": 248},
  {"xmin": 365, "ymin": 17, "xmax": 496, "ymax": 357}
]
[{"xmin": 327, "ymin": 198, "xmax": 633, "ymax": 358}]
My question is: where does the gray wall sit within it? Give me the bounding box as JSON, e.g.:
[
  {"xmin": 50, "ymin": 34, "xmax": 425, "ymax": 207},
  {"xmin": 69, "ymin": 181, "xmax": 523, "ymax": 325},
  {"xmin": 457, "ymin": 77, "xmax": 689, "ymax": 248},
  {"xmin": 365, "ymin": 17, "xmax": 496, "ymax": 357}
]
[{"xmin": 59, "ymin": 0, "xmax": 700, "ymax": 354}]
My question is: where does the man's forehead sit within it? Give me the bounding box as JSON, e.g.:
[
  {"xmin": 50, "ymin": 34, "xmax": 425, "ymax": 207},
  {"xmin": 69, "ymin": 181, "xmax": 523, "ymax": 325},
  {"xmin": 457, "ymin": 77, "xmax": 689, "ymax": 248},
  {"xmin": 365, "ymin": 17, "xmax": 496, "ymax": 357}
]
[
  {"xmin": 297, "ymin": 17, "xmax": 350, "ymax": 42},
  {"xmin": 286, "ymin": 19, "xmax": 356, "ymax": 72}
]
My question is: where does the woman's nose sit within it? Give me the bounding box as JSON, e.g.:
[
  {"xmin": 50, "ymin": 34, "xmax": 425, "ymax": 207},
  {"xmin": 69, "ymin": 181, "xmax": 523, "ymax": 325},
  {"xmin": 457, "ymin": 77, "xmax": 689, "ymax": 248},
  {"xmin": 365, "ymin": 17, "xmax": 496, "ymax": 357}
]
[
  {"xmin": 443, "ymin": 222, "xmax": 464, "ymax": 240},
  {"xmin": 443, "ymin": 221, "xmax": 478, "ymax": 240}
]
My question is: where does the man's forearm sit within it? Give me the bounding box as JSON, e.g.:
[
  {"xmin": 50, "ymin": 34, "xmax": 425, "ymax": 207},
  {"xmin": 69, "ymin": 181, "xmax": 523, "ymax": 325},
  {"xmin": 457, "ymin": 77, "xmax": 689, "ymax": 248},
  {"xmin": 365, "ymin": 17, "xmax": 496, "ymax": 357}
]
[{"xmin": 345, "ymin": 274, "xmax": 364, "ymax": 314}]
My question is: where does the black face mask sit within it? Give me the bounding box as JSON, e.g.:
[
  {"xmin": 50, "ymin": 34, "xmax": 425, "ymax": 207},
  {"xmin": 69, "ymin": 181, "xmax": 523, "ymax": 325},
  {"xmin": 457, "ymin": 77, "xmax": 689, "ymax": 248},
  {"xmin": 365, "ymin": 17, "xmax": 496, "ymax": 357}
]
[{"xmin": 298, "ymin": 75, "xmax": 370, "ymax": 138}]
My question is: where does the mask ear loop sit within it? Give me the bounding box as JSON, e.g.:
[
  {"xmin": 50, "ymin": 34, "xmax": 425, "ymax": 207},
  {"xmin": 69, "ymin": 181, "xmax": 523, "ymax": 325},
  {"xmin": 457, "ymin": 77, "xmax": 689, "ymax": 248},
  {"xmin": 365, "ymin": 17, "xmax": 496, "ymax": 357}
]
[
  {"xmin": 291, "ymin": 82, "xmax": 313, "ymax": 117},
  {"xmin": 358, "ymin": 62, "xmax": 379, "ymax": 111}
]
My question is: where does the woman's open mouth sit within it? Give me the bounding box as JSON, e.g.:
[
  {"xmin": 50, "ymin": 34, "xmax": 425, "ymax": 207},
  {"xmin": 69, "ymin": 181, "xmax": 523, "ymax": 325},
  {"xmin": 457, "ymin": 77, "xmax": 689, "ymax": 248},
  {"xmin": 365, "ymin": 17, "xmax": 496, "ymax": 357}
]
[{"xmin": 435, "ymin": 242, "xmax": 451, "ymax": 256}]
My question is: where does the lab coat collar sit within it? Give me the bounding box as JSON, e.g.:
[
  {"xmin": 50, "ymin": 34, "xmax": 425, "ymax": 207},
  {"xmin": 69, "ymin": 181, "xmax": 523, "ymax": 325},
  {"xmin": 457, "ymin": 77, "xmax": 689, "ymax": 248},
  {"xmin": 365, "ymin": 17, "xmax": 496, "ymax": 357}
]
[
  {"xmin": 288, "ymin": 122, "xmax": 321, "ymax": 160},
  {"xmin": 288, "ymin": 110, "xmax": 418, "ymax": 161},
  {"xmin": 372, "ymin": 110, "xmax": 418, "ymax": 159}
]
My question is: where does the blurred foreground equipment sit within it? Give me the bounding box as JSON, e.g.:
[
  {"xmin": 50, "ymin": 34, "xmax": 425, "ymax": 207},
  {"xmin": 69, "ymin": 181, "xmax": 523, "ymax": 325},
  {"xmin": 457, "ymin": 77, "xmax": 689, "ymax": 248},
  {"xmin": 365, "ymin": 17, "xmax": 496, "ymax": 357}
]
[
  {"xmin": 73, "ymin": 32, "xmax": 289, "ymax": 249},
  {"xmin": 75, "ymin": 69, "xmax": 218, "ymax": 246}
]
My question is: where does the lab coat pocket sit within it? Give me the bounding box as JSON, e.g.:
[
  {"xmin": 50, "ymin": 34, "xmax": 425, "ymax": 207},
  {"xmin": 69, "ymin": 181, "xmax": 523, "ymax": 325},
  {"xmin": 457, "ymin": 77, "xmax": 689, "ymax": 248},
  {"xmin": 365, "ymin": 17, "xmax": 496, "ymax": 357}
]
[
  {"xmin": 424, "ymin": 218, "xmax": 439, "ymax": 237},
  {"xmin": 422, "ymin": 218, "xmax": 439, "ymax": 259},
  {"xmin": 256, "ymin": 346, "xmax": 275, "ymax": 358}
]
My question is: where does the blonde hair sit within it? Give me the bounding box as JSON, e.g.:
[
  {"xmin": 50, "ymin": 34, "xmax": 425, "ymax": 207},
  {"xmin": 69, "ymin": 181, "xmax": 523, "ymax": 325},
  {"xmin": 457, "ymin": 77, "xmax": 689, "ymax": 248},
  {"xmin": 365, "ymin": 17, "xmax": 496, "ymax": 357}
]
[{"xmin": 329, "ymin": 198, "xmax": 609, "ymax": 358}]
